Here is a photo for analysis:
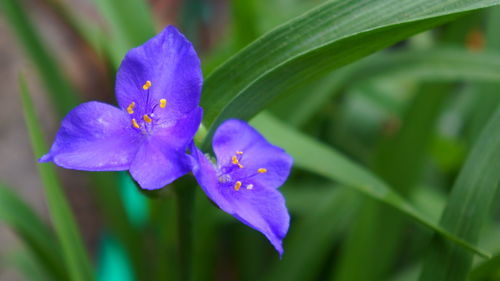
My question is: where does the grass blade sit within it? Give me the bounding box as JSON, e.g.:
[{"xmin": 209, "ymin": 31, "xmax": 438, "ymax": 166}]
[
  {"xmin": 419, "ymin": 107, "xmax": 500, "ymax": 281},
  {"xmin": 91, "ymin": 0, "xmax": 155, "ymax": 65},
  {"xmin": 332, "ymin": 83, "xmax": 451, "ymax": 281},
  {"xmin": 3, "ymin": 1, "xmax": 149, "ymax": 277},
  {"xmin": 470, "ymin": 253, "xmax": 500, "ymax": 281},
  {"xmin": 271, "ymin": 48, "xmax": 500, "ymax": 128},
  {"xmin": 3, "ymin": 250, "xmax": 53, "ymax": 281},
  {"xmin": 465, "ymin": 7, "xmax": 500, "ymax": 144},
  {"xmin": 0, "ymin": 184, "xmax": 67, "ymax": 281},
  {"xmin": 251, "ymin": 112, "xmax": 490, "ymax": 257},
  {"xmin": 0, "ymin": 0, "xmax": 80, "ymax": 116},
  {"xmin": 352, "ymin": 49, "xmax": 500, "ymax": 84},
  {"xmin": 265, "ymin": 187, "xmax": 360, "ymax": 281},
  {"xmin": 201, "ymin": 0, "xmax": 500, "ymax": 146},
  {"xmin": 230, "ymin": 0, "xmax": 259, "ymax": 50},
  {"xmin": 19, "ymin": 75, "xmax": 95, "ymax": 281}
]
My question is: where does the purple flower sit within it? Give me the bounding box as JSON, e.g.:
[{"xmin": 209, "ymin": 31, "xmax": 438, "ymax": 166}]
[
  {"xmin": 40, "ymin": 26, "xmax": 202, "ymax": 190},
  {"xmin": 190, "ymin": 119, "xmax": 293, "ymax": 255}
]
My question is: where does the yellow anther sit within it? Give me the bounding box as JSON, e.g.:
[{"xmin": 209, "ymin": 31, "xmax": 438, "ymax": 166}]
[
  {"xmin": 143, "ymin": 80, "xmax": 152, "ymax": 90},
  {"xmin": 232, "ymin": 156, "xmax": 244, "ymax": 168},
  {"xmin": 127, "ymin": 102, "xmax": 135, "ymax": 114},
  {"xmin": 246, "ymin": 184, "xmax": 254, "ymax": 190},
  {"xmin": 236, "ymin": 151, "xmax": 243, "ymax": 155},
  {"xmin": 232, "ymin": 156, "xmax": 238, "ymax": 164},
  {"xmin": 160, "ymin": 98, "xmax": 167, "ymax": 108},
  {"xmin": 258, "ymin": 168, "xmax": 267, "ymax": 174},
  {"xmin": 234, "ymin": 181, "xmax": 242, "ymax": 191},
  {"xmin": 132, "ymin": 118, "xmax": 140, "ymax": 129},
  {"xmin": 143, "ymin": 114, "xmax": 152, "ymax": 123}
]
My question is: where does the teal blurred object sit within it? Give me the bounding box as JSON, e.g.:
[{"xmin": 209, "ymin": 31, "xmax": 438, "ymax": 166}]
[
  {"xmin": 119, "ymin": 172, "xmax": 148, "ymax": 228},
  {"xmin": 97, "ymin": 234, "xmax": 135, "ymax": 281}
]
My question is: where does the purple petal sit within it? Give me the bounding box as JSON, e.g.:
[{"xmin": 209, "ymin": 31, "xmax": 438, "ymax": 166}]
[
  {"xmin": 115, "ymin": 25, "xmax": 202, "ymax": 121},
  {"xmin": 190, "ymin": 143, "xmax": 235, "ymax": 212},
  {"xmin": 128, "ymin": 107, "xmax": 201, "ymax": 189},
  {"xmin": 213, "ymin": 119, "xmax": 293, "ymax": 189},
  {"xmin": 40, "ymin": 101, "xmax": 141, "ymax": 171},
  {"xmin": 153, "ymin": 107, "xmax": 203, "ymax": 150},
  {"xmin": 229, "ymin": 186, "xmax": 289, "ymax": 256},
  {"xmin": 129, "ymin": 139, "xmax": 191, "ymax": 190},
  {"xmin": 190, "ymin": 143, "xmax": 290, "ymax": 256}
]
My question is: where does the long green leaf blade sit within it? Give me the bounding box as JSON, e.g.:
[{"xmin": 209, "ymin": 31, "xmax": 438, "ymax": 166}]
[
  {"xmin": 271, "ymin": 48, "xmax": 500, "ymax": 127},
  {"xmin": 351, "ymin": 49, "xmax": 500, "ymax": 84},
  {"xmin": 265, "ymin": 187, "xmax": 360, "ymax": 281},
  {"xmin": 332, "ymin": 83, "xmax": 451, "ymax": 281},
  {"xmin": 19, "ymin": 76, "xmax": 95, "ymax": 281},
  {"xmin": 201, "ymin": 0, "xmax": 500, "ymax": 147},
  {"xmin": 470, "ymin": 253, "xmax": 500, "ymax": 281},
  {"xmin": 0, "ymin": 184, "xmax": 67, "ymax": 281},
  {"xmin": 419, "ymin": 107, "xmax": 500, "ymax": 281},
  {"xmin": 91, "ymin": 0, "xmax": 155, "ymax": 65},
  {"xmin": 3, "ymin": 250, "xmax": 53, "ymax": 281},
  {"xmin": 251, "ymin": 113, "xmax": 489, "ymax": 257},
  {"xmin": 465, "ymin": 7, "xmax": 500, "ymax": 144},
  {"xmin": 0, "ymin": 0, "xmax": 80, "ymax": 116}
]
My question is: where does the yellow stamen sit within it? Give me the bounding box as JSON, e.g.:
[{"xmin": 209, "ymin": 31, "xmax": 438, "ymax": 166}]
[
  {"xmin": 231, "ymin": 156, "xmax": 238, "ymax": 164},
  {"xmin": 258, "ymin": 168, "xmax": 267, "ymax": 173},
  {"xmin": 232, "ymin": 156, "xmax": 244, "ymax": 168},
  {"xmin": 132, "ymin": 118, "xmax": 140, "ymax": 129},
  {"xmin": 160, "ymin": 98, "xmax": 167, "ymax": 108},
  {"xmin": 234, "ymin": 181, "xmax": 242, "ymax": 191},
  {"xmin": 236, "ymin": 151, "xmax": 243, "ymax": 155},
  {"xmin": 143, "ymin": 114, "xmax": 152, "ymax": 123},
  {"xmin": 143, "ymin": 80, "xmax": 152, "ymax": 90},
  {"xmin": 246, "ymin": 184, "xmax": 254, "ymax": 190},
  {"xmin": 127, "ymin": 102, "xmax": 135, "ymax": 114}
]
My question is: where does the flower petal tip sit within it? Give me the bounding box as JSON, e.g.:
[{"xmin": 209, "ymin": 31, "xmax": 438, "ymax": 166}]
[
  {"xmin": 275, "ymin": 242, "xmax": 285, "ymax": 258},
  {"xmin": 38, "ymin": 153, "xmax": 52, "ymax": 163}
]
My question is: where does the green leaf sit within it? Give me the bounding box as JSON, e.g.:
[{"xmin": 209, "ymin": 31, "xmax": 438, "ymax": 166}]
[
  {"xmin": 250, "ymin": 112, "xmax": 489, "ymax": 258},
  {"xmin": 464, "ymin": 6, "xmax": 500, "ymax": 145},
  {"xmin": 3, "ymin": 250, "xmax": 53, "ymax": 281},
  {"xmin": 265, "ymin": 187, "xmax": 360, "ymax": 281},
  {"xmin": 0, "ymin": 0, "xmax": 80, "ymax": 116},
  {"xmin": 191, "ymin": 192, "xmax": 219, "ymax": 281},
  {"xmin": 0, "ymin": 184, "xmax": 67, "ymax": 281},
  {"xmin": 201, "ymin": 0, "xmax": 500, "ymax": 147},
  {"xmin": 332, "ymin": 83, "xmax": 451, "ymax": 281},
  {"xmin": 356, "ymin": 48, "xmax": 500, "ymax": 83},
  {"xmin": 470, "ymin": 253, "xmax": 500, "ymax": 281},
  {"xmin": 91, "ymin": 0, "xmax": 155, "ymax": 66},
  {"xmin": 42, "ymin": 0, "xmax": 107, "ymax": 54},
  {"xmin": 418, "ymin": 107, "xmax": 500, "ymax": 281},
  {"xmin": 19, "ymin": 76, "xmax": 95, "ymax": 281},
  {"xmin": 271, "ymin": 48, "xmax": 500, "ymax": 127},
  {"xmin": 89, "ymin": 173, "xmax": 145, "ymax": 281},
  {"xmin": 230, "ymin": 0, "xmax": 259, "ymax": 50},
  {"xmin": 269, "ymin": 68, "xmax": 349, "ymax": 127}
]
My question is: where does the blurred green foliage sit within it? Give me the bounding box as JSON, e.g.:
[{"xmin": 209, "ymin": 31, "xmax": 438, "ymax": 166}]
[{"xmin": 1, "ymin": 0, "xmax": 499, "ymax": 281}]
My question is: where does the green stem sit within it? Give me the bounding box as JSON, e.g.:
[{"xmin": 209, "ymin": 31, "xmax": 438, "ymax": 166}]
[{"xmin": 175, "ymin": 182, "xmax": 196, "ymax": 281}]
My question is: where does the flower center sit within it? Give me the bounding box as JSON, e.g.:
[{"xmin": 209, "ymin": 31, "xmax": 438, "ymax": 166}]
[
  {"xmin": 217, "ymin": 150, "xmax": 268, "ymax": 191},
  {"xmin": 127, "ymin": 80, "xmax": 168, "ymax": 134}
]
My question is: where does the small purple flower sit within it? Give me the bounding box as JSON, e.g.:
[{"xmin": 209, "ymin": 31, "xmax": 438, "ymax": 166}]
[
  {"xmin": 190, "ymin": 119, "xmax": 293, "ymax": 255},
  {"xmin": 40, "ymin": 26, "xmax": 202, "ymax": 190}
]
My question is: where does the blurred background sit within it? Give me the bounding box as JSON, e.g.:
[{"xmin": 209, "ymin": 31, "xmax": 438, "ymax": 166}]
[{"xmin": 0, "ymin": 0, "xmax": 499, "ymax": 281}]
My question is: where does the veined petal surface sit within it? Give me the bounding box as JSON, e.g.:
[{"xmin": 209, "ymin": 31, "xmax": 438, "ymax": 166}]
[{"xmin": 40, "ymin": 101, "xmax": 141, "ymax": 171}]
